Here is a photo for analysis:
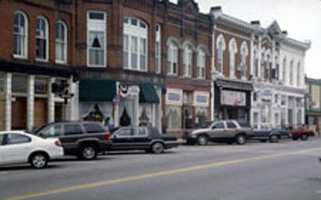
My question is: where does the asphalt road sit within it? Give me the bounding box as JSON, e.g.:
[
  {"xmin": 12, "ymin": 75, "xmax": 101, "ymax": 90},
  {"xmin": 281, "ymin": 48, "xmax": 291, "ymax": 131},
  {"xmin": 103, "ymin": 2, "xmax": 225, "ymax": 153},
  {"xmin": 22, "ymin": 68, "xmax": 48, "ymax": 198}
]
[{"xmin": 1, "ymin": 137, "xmax": 321, "ymax": 200}]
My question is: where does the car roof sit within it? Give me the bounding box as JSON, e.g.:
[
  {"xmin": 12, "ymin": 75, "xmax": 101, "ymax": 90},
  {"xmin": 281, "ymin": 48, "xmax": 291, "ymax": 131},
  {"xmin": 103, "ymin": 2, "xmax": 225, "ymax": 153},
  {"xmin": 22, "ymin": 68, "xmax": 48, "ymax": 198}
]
[{"xmin": 0, "ymin": 131, "xmax": 27, "ymax": 134}]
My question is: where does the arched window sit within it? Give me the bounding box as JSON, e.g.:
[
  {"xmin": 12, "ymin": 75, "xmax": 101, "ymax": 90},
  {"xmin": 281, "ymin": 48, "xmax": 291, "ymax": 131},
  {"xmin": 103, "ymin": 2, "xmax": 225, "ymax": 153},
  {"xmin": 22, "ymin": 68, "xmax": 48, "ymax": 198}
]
[
  {"xmin": 252, "ymin": 48, "xmax": 257, "ymax": 77},
  {"xmin": 266, "ymin": 54, "xmax": 271, "ymax": 81},
  {"xmin": 229, "ymin": 38, "xmax": 237, "ymax": 78},
  {"xmin": 36, "ymin": 16, "xmax": 49, "ymax": 61},
  {"xmin": 197, "ymin": 49, "xmax": 206, "ymax": 79},
  {"xmin": 289, "ymin": 59, "xmax": 294, "ymax": 85},
  {"xmin": 167, "ymin": 42, "xmax": 178, "ymax": 75},
  {"xmin": 216, "ymin": 35, "xmax": 225, "ymax": 73},
  {"xmin": 123, "ymin": 17, "xmax": 148, "ymax": 71},
  {"xmin": 183, "ymin": 45, "xmax": 193, "ymax": 77},
  {"xmin": 14, "ymin": 11, "xmax": 28, "ymax": 58},
  {"xmin": 240, "ymin": 42, "xmax": 248, "ymax": 78},
  {"xmin": 274, "ymin": 55, "xmax": 279, "ymax": 80},
  {"xmin": 155, "ymin": 24, "xmax": 162, "ymax": 74},
  {"xmin": 55, "ymin": 21, "xmax": 67, "ymax": 63}
]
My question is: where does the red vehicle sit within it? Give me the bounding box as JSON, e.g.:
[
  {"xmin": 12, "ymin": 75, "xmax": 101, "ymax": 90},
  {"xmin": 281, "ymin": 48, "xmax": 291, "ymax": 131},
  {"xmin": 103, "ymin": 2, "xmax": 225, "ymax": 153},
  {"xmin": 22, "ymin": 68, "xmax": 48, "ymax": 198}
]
[{"xmin": 288, "ymin": 125, "xmax": 315, "ymax": 141}]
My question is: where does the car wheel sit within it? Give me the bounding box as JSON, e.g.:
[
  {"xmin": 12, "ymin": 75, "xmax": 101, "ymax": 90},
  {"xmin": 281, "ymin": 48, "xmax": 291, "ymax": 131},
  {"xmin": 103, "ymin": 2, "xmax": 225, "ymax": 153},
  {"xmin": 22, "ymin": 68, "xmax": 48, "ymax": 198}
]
[
  {"xmin": 269, "ymin": 135, "xmax": 279, "ymax": 143},
  {"xmin": 30, "ymin": 153, "xmax": 48, "ymax": 169},
  {"xmin": 235, "ymin": 134, "xmax": 247, "ymax": 145},
  {"xmin": 300, "ymin": 134, "xmax": 309, "ymax": 141},
  {"xmin": 197, "ymin": 135, "xmax": 208, "ymax": 146},
  {"xmin": 80, "ymin": 144, "xmax": 97, "ymax": 160},
  {"xmin": 151, "ymin": 142, "xmax": 164, "ymax": 154}
]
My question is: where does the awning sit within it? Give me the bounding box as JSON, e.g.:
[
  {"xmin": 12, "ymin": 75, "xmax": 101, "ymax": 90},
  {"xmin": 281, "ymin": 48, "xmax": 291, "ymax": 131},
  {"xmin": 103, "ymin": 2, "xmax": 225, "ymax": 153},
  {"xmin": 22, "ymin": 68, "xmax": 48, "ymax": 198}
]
[
  {"xmin": 139, "ymin": 83, "xmax": 160, "ymax": 104},
  {"xmin": 79, "ymin": 79, "xmax": 116, "ymax": 101}
]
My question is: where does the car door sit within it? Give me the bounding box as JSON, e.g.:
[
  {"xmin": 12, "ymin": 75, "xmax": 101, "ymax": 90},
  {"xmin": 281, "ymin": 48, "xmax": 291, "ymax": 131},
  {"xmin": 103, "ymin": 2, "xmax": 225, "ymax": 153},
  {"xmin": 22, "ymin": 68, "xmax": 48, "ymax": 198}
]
[
  {"xmin": 225, "ymin": 121, "xmax": 238, "ymax": 138},
  {"xmin": 131, "ymin": 127, "xmax": 150, "ymax": 149},
  {"xmin": 2, "ymin": 133, "xmax": 32, "ymax": 164},
  {"xmin": 209, "ymin": 122, "xmax": 226, "ymax": 138},
  {"xmin": 61, "ymin": 123, "xmax": 84, "ymax": 149},
  {"xmin": 111, "ymin": 128, "xmax": 133, "ymax": 150}
]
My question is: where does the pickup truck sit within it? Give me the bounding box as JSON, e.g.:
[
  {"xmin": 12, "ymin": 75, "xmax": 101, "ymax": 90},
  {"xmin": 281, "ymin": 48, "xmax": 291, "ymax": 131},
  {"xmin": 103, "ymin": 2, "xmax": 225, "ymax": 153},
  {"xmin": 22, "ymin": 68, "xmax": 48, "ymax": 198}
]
[{"xmin": 184, "ymin": 120, "xmax": 253, "ymax": 145}]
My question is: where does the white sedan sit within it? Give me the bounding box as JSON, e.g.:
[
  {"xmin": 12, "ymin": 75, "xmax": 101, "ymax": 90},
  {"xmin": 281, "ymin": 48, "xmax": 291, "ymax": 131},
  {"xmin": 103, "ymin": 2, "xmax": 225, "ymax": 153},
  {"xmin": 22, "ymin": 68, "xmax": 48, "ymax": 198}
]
[{"xmin": 0, "ymin": 131, "xmax": 64, "ymax": 169}]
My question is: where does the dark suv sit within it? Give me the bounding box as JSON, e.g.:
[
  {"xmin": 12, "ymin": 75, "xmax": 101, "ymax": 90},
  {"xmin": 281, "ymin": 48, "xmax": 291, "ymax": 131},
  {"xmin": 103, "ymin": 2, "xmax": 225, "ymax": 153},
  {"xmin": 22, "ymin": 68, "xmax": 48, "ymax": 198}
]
[{"xmin": 34, "ymin": 121, "xmax": 112, "ymax": 160}]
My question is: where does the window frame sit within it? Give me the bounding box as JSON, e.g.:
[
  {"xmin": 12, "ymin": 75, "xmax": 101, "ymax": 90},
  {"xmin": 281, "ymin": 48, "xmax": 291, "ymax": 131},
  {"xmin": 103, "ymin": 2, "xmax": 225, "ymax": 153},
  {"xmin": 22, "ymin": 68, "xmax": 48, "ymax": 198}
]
[
  {"xmin": 197, "ymin": 49, "xmax": 206, "ymax": 79},
  {"xmin": 13, "ymin": 11, "xmax": 28, "ymax": 59},
  {"xmin": 167, "ymin": 42, "xmax": 179, "ymax": 76},
  {"xmin": 35, "ymin": 16, "xmax": 49, "ymax": 62},
  {"xmin": 155, "ymin": 24, "xmax": 162, "ymax": 74},
  {"xmin": 55, "ymin": 20, "xmax": 68, "ymax": 64},
  {"xmin": 229, "ymin": 39, "xmax": 237, "ymax": 78},
  {"xmin": 183, "ymin": 45, "xmax": 193, "ymax": 77}
]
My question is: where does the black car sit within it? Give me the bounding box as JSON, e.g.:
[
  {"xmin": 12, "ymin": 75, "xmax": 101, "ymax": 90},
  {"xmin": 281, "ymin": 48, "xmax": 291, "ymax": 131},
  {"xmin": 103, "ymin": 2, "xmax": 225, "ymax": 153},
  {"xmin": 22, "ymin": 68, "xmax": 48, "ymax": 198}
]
[
  {"xmin": 249, "ymin": 124, "xmax": 280, "ymax": 143},
  {"xmin": 34, "ymin": 121, "xmax": 112, "ymax": 160},
  {"xmin": 109, "ymin": 126, "xmax": 179, "ymax": 154}
]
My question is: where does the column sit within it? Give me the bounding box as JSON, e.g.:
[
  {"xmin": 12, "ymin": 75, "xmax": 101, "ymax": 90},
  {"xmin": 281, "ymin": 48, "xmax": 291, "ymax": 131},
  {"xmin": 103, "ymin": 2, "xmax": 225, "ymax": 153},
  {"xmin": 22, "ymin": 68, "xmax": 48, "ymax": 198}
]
[
  {"xmin": 27, "ymin": 75, "xmax": 35, "ymax": 131},
  {"xmin": 5, "ymin": 73, "xmax": 12, "ymax": 131}
]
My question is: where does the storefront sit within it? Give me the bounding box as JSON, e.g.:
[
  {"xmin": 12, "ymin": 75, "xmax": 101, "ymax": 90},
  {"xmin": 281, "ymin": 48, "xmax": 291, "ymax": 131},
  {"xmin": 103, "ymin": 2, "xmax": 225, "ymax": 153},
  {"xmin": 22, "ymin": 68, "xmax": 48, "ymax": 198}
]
[{"xmin": 214, "ymin": 78, "xmax": 253, "ymax": 123}]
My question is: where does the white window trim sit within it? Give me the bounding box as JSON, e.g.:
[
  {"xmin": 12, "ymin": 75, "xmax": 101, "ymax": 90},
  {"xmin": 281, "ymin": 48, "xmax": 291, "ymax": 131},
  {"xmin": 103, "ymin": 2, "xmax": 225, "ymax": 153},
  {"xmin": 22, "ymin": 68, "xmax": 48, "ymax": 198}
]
[
  {"xmin": 13, "ymin": 11, "xmax": 28, "ymax": 59},
  {"xmin": 55, "ymin": 20, "xmax": 68, "ymax": 64},
  {"xmin": 87, "ymin": 11, "xmax": 107, "ymax": 68},
  {"xmin": 35, "ymin": 16, "xmax": 49, "ymax": 62},
  {"xmin": 123, "ymin": 17, "xmax": 148, "ymax": 72}
]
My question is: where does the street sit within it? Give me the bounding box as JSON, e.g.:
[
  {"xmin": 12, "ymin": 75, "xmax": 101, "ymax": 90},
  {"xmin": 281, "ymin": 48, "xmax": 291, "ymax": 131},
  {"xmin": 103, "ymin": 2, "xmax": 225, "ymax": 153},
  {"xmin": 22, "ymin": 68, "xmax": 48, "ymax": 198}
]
[{"xmin": 1, "ymin": 138, "xmax": 321, "ymax": 200}]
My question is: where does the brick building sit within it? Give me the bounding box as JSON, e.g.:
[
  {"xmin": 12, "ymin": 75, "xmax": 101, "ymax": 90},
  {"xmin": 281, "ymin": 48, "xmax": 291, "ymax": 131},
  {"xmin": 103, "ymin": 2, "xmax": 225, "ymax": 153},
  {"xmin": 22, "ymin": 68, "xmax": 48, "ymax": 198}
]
[{"xmin": 305, "ymin": 77, "xmax": 321, "ymax": 134}]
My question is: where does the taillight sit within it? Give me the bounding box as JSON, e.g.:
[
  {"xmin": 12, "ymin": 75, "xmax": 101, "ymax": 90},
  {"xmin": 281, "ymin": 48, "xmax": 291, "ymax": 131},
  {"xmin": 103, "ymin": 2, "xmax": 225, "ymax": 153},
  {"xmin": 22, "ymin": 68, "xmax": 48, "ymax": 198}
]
[
  {"xmin": 54, "ymin": 140, "xmax": 62, "ymax": 147},
  {"xmin": 105, "ymin": 132, "xmax": 111, "ymax": 141}
]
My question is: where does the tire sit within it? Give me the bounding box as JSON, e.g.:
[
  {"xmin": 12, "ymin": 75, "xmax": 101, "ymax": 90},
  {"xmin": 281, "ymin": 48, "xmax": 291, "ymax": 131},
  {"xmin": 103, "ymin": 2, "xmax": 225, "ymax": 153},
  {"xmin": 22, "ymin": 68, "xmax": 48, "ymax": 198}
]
[
  {"xmin": 151, "ymin": 142, "xmax": 164, "ymax": 154},
  {"xmin": 235, "ymin": 134, "xmax": 247, "ymax": 145},
  {"xmin": 79, "ymin": 144, "xmax": 97, "ymax": 160},
  {"xmin": 300, "ymin": 134, "xmax": 309, "ymax": 141},
  {"xmin": 197, "ymin": 135, "xmax": 208, "ymax": 146},
  {"xmin": 30, "ymin": 153, "xmax": 48, "ymax": 169},
  {"xmin": 269, "ymin": 135, "xmax": 279, "ymax": 143}
]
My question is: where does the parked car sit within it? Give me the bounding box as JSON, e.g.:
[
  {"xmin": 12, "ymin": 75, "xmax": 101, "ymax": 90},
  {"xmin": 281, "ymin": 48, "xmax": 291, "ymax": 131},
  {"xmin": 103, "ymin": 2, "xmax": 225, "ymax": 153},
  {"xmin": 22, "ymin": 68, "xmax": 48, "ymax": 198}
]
[
  {"xmin": 287, "ymin": 125, "xmax": 315, "ymax": 140},
  {"xmin": 34, "ymin": 121, "xmax": 112, "ymax": 160},
  {"xmin": 249, "ymin": 123, "xmax": 281, "ymax": 143},
  {"xmin": 185, "ymin": 120, "xmax": 253, "ymax": 145},
  {"xmin": 0, "ymin": 131, "xmax": 63, "ymax": 168},
  {"xmin": 109, "ymin": 126, "xmax": 179, "ymax": 154}
]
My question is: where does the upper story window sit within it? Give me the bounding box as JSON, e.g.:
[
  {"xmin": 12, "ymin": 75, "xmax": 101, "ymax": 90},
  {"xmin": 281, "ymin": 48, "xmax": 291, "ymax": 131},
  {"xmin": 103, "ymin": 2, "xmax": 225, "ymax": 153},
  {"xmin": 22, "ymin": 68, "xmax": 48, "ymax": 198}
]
[
  {"xmin": 123, "ymin": 17, "xmax": 148, "ymax": 71},
  {"xmin": 216, "ymin": 35, "xmax": 225, "ymax": 74},
  {"xmin": 55, "ymin": 21, "xmax": 67, "ymax": 64},
  {"xmin": 240, "ymin": 42, "xmax": 248, "ymax": 78},
  {"xmin": 155, "ymin": 24, "xmax": 162, "ymax": 74},
  {"xmin": 252, "ymin": 48, "xmax": 257, "ymax": 77},
  {"xmin": 266, "ymin": 54, "xmax": 271, "ymax": 81},
  {"xmin": 282, "ymin": 57, "xmax": 287, "ymax": 83},
  {"xmin": 0, "ymin": 73, "xmax": 4, "ymax": 93},
  {"xmin": 87, "ymin": 11, "xmax": 106, "ymax": 67},
  {"xmin": 36, "ymin": 16, "xmax": 49, "ymax": 61},
  {"xmin": 197, "ymin": 49, "xmax": 206, "ymax": 79},
  {"xmin": 297, "ymin": 62, "xmax": 301, "ymax": 86},
  {"xmin": 167, "ymin": 42, "xmax": 178, "ymax": 76},
  {"xmin": 274, "ymin": 55, "xmax": 279, "ymax": 80},
  {"xmin": 13, "ymin": 11, "xmax": 28, "ymax": 58},
  {"xmin": 260, "ymin": 52, "xmax": 265, "ymax": 79},
  {"xmin": 229, "ymin": 39, "xmax": 237, "ymax": 78},
  {"xmin": 289, "ymin": 59, "xmax": 294, "ymax": 85},
  {"xmin": 183, "ymin": 45, "xmax": 193, "ymax": 77}
]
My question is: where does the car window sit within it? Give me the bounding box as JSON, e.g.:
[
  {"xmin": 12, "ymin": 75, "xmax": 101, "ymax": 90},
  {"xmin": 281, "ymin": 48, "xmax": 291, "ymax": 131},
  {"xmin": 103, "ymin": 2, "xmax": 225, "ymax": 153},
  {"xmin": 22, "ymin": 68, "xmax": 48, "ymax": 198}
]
[
  {"xmin": 0, "ymin": 135, "xmax": 3, "ymax": 145},
  {"xmin": 5, "ymin": 134, "xmax": 31, "ymax": 145},
  {"xmin": 133, "ymin": 128, "xmax": 148, "ymax": 137},
  {"xmin": 64, "ymin": 124, "xmax": 83, "ymax": 135},
  {"xmin": 226, "ymin": 122, "xmax": 237, "ymax": 129},
  {"xmin": 238, "ymin": 121, "xmax": 250, "ymax": 128},
  {"xmin": 116, "ymin": 129, "xmax": 132, "ymax": 137},
  {"xmin": 83, "ymin": 123, "xmax": 105, "ymax": 134},
  {"xmin": 40, "ymin": 124, "xmax": 61, "ymax": 138},
  {"xmin": 213, "ymin": 122, "xmax": 225, "ymax": 129}
]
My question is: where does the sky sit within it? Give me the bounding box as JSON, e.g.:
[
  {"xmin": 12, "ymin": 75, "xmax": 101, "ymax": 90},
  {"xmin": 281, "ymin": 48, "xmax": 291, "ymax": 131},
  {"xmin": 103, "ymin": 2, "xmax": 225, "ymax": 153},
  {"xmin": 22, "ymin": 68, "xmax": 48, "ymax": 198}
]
[{"xmin": 170, "ymin": 0, "xmax": 321, "ymax": 79}]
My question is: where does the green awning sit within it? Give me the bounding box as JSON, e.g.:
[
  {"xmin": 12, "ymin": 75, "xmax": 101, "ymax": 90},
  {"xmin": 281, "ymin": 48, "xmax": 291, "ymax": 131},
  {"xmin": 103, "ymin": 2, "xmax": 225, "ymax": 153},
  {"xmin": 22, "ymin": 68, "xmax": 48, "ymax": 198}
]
[
  {"xmin": 139, "ymin": 83, "xmax": 160, "ymax": 104},
  {"xmin": 79, "ymin": 79, "xmax": 116, "ymax": 101}
]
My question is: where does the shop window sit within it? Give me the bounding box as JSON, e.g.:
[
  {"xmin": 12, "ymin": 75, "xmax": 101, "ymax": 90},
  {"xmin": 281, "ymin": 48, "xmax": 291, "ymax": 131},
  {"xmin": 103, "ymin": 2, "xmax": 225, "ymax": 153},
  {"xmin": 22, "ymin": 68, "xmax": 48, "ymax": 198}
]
[
  {"xmin": 12, "ymin": 74, "xmax": 27, "ymax": 93},
  {"xmin": 55, "ymin": 21, "xmax": 67, "ymax": 64},
  {"xmin": 36, "ymin": 16, "xmax": 49, "ymax": 61},
  {"xmin": 13, "ymin": 11, "xmax": 28, "ymax": 58},
  {"xmin": 166, "ymin": 106, "xmax": 181, "ymax": 130},
  {"xmin": 123, "ymin": 17, "xmax": 148, "ymax": 71},
  {"xmin": 35, "ymin": 78, "xmax": 48, "ymax": 95},
  {"xmin": 87, "ymin": 11, "xmax": 106, "ymax": 67},
  {"xmin": 0, "ymin": 73, "xmax": 4, "ymax": 93}
]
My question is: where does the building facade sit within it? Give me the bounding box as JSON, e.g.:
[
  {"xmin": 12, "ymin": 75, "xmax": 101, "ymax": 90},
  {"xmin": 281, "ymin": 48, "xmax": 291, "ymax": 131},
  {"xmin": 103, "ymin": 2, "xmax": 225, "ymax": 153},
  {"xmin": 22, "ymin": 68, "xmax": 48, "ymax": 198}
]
[{"xmin": 305, "ymin": 77, "xmax": 321, "ymax": 134}]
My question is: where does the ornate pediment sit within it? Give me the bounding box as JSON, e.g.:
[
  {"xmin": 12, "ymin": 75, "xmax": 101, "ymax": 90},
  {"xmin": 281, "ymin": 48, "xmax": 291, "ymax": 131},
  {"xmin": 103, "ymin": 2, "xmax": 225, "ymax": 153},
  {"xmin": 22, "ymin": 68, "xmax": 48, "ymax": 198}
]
[
  {"xmin": 267, "ymin": 20, "xmax": 282, "ymax": 35},
  {"xmin": 178, "ymin": 0, "xmax": 199, "ymax": 13}
]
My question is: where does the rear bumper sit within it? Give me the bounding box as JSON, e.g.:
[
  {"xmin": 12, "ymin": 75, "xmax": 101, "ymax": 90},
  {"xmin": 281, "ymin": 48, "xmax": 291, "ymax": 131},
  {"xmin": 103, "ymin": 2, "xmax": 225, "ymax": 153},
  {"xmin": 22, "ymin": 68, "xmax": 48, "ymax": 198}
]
[{"xmin": 165, "ymin": 141, "xmax": 180, "ymax": 148}]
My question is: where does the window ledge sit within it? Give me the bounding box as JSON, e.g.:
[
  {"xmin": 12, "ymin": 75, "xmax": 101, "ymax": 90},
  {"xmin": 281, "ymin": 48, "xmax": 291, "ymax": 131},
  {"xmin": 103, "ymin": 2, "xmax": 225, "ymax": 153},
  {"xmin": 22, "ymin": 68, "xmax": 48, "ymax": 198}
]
[
  {"xmin": 35, "ymin": 58, "xmax": 49, "ymax": 63},
  {"xmin": 13, "ymin": 55, "xmax": 28, "ymax": 60}
]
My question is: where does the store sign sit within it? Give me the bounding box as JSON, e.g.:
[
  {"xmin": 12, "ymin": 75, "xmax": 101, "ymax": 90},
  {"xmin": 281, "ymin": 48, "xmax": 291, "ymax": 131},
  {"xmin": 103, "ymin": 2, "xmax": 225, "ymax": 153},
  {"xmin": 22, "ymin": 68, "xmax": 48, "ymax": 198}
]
[
  {"xmin": 262, "ymin": 89, "xmax": 273, "ymax": 100},
  {"xmin": 166, "ymin": 89, "xmax": 183, "ymax": 105},
  {"xmin": 221, "ymin": 90, "xmax": 246, "ymax": 106},
  {"xmin": 194, "ymin": 92, "xmax": 209, "ymax": 107}
]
